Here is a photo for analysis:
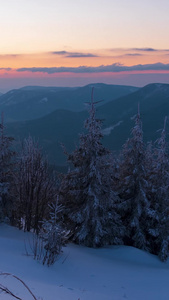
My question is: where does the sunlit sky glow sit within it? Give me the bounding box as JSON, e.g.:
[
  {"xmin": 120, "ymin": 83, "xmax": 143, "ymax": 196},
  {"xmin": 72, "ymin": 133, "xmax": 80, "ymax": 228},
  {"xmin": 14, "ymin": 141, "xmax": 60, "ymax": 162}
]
[{"xmin": 1, "ymin": 0, "xmax": 169, "ymax": 91}]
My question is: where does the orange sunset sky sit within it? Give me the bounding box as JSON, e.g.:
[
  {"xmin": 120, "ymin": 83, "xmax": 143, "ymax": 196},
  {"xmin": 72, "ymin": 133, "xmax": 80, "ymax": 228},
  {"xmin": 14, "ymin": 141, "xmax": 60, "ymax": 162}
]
[{"xmin": 1, "ymin": 0, "xmax": 169, "ymax": 92}]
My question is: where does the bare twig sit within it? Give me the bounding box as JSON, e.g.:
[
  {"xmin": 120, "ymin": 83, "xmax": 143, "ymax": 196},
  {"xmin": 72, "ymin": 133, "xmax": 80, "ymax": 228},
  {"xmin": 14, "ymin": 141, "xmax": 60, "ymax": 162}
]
[
  {"xmin": 0, "ymin": 272, "xmax": 38, "ymax": 300},
  {"xmin": 0, "ymin": 283, "xmax": 22, "ymax": 300},
  {"xmin": 62, "ymin": 252, "xmax": 70, "ymax": 264}
]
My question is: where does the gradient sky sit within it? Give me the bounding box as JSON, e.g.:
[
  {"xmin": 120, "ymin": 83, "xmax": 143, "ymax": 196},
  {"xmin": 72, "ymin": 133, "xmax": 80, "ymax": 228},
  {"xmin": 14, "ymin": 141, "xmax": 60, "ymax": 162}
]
[{"xmin": 1, "ymin": 0, "xmax": 169, "ymax": 91}]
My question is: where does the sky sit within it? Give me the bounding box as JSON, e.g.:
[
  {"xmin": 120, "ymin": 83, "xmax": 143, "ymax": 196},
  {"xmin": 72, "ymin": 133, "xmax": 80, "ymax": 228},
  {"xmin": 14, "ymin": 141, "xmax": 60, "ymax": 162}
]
[{"xmin": 1, "ymin": 0, "xmax": 169, "ymax": 92}]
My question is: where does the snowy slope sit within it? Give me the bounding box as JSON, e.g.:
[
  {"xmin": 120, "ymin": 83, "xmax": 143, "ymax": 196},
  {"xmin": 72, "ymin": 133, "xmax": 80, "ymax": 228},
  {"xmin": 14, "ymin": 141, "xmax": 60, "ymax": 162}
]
[{"xmin": 0, "ymin": 224, "xmax": 169, "ymax": 300}]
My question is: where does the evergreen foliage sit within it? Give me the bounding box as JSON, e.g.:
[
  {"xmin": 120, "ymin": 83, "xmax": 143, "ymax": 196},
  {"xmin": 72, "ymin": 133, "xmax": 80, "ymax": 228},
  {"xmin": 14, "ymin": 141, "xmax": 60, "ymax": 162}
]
[
  {"xmin": 118, "ymin": 107, "xmax": 152, "ymax": 251},
  {"xmin": 60, "ymin": 89, "xmax": 124, "ymax": 247},
  {"xmin": 148, "ymin": 118, "xmax": 169, "ymax": 261},
  {"xmin": 40, "ymin": 199, "xmax": 68, "ymax": 266},
  {"xmin": 1, "ymin": 97, "xmax": 169, "ymax": 262},
  {"xmin": 0, "ymin": 114, "xmax": 15, "ymax": 221}
]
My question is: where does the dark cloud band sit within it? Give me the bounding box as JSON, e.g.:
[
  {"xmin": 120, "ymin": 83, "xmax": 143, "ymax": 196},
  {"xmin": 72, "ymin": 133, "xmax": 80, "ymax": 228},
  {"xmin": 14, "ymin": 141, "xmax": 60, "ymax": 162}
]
[
  {"xmin": 51, "ymin": 51, "xmax": 98, "ymax": 58},
  {"xmin": 16, "ymin": 63, "xmax": 169, "ymax": 74},
  {"xmin": 110, "ymin": 47, "xmax": 169, "ymax": 53},
  {"xmin": 132, "ymin": 48, "xmax": 157, "ymax": 52},
  {"xmin": 0, "ymin": 68, "xmax": 12, "ymax": 71}
]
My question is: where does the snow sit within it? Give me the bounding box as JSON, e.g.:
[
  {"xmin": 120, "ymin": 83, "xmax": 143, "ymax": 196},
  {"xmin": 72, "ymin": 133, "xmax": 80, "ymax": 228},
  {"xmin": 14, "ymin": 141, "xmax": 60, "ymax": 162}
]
[
  {"xmin": 0, "ymin": 224, "xmax": 169, "ymax": 300},
  {"xmin": 102, "ymin": 121, "xmax": 123, "ymax": 136},
  {"xmin": 39, "ymin": 97, "xmax": 48, "ymax": 103}
]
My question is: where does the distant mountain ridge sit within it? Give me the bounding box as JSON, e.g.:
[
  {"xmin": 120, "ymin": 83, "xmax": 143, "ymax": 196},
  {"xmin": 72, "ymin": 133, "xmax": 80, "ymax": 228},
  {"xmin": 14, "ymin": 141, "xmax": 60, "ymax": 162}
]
[
  {"xmin": 0, "ymin": 83, "xmax": 139, "ymax": 122},
  {"xmin": 6, "ymin": 83, "xmax": 169, "ymax": 167},
  {"xmin": 19, "ymin": 86, "xmax": 76, "ymax": 91}
]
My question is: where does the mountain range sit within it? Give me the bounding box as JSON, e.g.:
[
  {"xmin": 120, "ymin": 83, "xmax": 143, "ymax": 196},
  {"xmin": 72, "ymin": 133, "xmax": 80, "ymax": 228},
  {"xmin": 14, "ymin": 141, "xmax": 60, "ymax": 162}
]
[
  {"xmin": 4, "ymin": 82, "xmax": 169, "ymax": 168},
  {"xmin": 0, "ymin": 83, "xmax": 138, "ymax": 122}
]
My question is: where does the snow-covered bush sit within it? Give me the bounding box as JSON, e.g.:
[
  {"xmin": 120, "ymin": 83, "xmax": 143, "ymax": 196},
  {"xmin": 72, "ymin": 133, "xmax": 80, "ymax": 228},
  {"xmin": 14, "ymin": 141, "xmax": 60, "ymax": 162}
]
[
  {"xmin": 13, "ymin": 136, "xmax": 58, "ymax": 233},
  {"xmin": 40, "ymin": 200, "xmax": 69, "ymax": 266}
]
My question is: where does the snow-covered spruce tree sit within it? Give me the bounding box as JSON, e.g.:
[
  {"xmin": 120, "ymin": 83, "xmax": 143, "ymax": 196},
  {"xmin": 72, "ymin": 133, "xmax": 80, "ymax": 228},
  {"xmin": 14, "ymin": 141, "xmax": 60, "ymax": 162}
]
[
  {"xmin": 60, "ymin": 88, "xmax": 124, "ymax": 247},
  {"xmin": 148, "ymin": 118, "xmax": 169, "ymax": 261},
  {"xmin": 0, "ymin": 114, "xmax": 15, "ymax": 221},
  {"xmin": 118, "ymin": 106, "xmax": 152, "ymax": 251},
  {"xmin": 143, "ymin": 140, "xmax": 159, "ymax": 252},
  {"xmin": 40, "ymin": 198, "xmax": 68, "ymax": 266},
  {"xmin": 13, "ymin": 136, "xmax": 58, "ymax": 233}
]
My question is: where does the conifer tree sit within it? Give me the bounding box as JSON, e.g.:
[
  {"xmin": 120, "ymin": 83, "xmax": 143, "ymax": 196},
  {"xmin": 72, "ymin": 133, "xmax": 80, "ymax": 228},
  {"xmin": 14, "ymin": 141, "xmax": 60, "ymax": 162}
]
[
  {"xmin": 149, "ymin": 118, "xmax": 169, "ymax": 261},
  {"xmin": 0, "ymin": 114, "xmax": 15, "ymax": 221},
  {"xmin": 61, "ymin": 88, "xmax": 124, "ymax": 247},
  {"xmin": 41, "ymin": 199, "xmax": 68, "ymax": 266},
  {"xmin": 119, "ymin": 106, "xmax": 151, "ymax": 250}
]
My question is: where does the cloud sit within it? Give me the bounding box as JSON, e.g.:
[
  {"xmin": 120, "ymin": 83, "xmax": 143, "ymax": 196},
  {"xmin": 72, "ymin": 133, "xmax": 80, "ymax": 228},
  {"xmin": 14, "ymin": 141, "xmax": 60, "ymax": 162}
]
[
  {"xmin": 132, "ymin": 48, "xmax": 157, "ymax": 52},
  {"xmin": 16, "ymin": 63, "xmax": 169, "ymax": 74},
  {"xmin": 126, "ymin": 62, "xmax": 169, "ymax": 71},
  {"xmin": 0, "ymin": 68, "xmax": 12, "ymax": 71},
  {"xmin": 17, "ymin": 64, "xmax": 124, "ymax": 74},
  {"xmin": 0, "ymin": 54, "xmax": 22, "ymax": 58},
  {"xmin": 51, "ymin": 51, "xmax": 67, "ymax": 55},
  {"xmin": 110, "ymin": 47, "xmax": 169, "ymax": 53},
  {"xmin": 125, "ymin": 53, "xmax": 143, "ymax": 56},
  {"xmin": 67, "ymin": 53, "xmax": 98, "ymax": 58},
  {"xmin": 51, "ymin": 51, "xmax": 98, "ymax": 58},
  {"xmin": 109, "ymin": 47, "xmax": 157, "ymax": 52}
]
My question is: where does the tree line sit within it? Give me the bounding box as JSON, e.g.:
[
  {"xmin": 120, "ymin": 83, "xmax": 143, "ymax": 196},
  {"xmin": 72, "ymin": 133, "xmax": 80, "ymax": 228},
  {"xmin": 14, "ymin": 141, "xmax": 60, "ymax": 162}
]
[{"xmin": 0, "ymin": 93, "xmax": 169, "ymax": 264}]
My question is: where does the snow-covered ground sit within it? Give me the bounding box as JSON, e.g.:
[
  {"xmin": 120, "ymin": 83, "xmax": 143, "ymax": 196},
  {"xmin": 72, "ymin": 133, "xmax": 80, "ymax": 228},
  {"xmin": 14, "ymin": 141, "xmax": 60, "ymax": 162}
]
[{"xmin": 0, "ymin": 224, "xmax": 169, "ymax": 300}]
